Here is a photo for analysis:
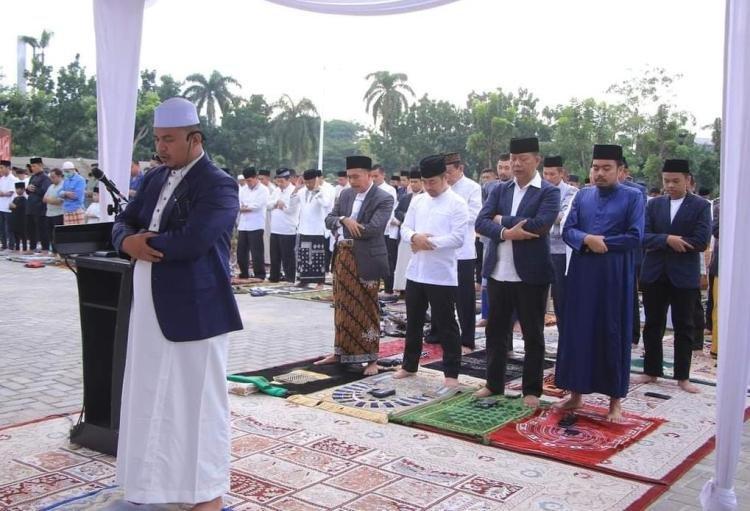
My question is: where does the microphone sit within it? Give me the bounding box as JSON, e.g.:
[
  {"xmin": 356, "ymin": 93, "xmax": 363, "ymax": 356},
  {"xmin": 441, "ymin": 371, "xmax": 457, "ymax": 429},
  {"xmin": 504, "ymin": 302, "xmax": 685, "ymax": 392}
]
[{"xmin": 91, "ymin": 167, "xmax": 129, "ymax": 203}]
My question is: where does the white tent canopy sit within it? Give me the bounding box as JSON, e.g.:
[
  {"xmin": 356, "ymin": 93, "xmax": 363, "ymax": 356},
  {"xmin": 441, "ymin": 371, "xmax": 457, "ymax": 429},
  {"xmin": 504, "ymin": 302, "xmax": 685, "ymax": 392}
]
[{"xmin": 92, "ymin": 1, "xmax": 749, "ymax": 508}]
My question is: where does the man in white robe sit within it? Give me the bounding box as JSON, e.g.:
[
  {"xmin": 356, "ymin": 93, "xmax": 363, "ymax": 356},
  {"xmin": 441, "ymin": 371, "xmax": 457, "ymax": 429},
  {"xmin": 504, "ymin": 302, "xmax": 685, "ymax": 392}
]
[{"xmin": 112, "ymin": 97, "xmax": 243, "ymax": 511}]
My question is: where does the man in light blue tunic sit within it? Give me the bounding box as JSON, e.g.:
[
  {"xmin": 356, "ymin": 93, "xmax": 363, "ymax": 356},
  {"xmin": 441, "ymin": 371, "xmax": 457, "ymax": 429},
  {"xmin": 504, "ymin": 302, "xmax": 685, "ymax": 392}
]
[{"xmin": 554, "ymin": 144, "xmax": 644, "ymax": 421}]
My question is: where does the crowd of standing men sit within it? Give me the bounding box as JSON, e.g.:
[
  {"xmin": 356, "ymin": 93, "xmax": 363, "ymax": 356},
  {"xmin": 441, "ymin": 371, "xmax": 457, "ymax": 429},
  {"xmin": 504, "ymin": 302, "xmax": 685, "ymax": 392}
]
[{"xmin": 230, "ymin": 138, "xmax": 715, "ymax": 422}]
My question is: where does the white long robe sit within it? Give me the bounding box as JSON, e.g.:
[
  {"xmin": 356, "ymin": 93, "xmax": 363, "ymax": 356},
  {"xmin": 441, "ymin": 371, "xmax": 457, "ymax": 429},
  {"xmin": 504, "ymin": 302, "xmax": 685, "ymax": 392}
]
[{"xmin": 116, "ymin": 157, "xmax": 231, "ymax": 504}]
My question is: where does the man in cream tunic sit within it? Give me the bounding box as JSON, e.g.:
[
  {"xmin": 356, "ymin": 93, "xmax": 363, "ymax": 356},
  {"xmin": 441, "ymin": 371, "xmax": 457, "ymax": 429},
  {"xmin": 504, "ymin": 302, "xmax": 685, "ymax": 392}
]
[{"xmin": 112, "ymin": 97, "xmax": 242, "ymax": 511}]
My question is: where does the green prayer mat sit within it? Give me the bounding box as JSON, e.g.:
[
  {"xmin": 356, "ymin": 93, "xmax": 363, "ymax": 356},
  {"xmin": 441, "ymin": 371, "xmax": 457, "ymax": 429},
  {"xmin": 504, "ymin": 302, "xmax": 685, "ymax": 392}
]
[
  {"xmin": 390, "ymin": 391, "xmax": 536, "ymax": 440},
  {"xmin": 227, "ymin": 374, "xmax": 289, "ymax": 397}
]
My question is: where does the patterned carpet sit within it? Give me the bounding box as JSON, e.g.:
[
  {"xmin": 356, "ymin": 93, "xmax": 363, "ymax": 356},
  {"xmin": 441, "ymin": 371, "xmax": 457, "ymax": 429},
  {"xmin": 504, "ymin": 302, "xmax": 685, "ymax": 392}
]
[{"xmin": 0, "ymin": 396, "xmax": 662, "ymax": 511}]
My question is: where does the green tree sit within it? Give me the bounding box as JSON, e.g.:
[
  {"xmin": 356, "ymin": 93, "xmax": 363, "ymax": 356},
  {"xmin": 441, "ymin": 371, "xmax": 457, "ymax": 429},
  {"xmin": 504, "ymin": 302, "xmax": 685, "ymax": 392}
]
[
  {"xmin": 322, "ymin": 119, "xmax": 364, "ymax": 173},
  {"xmin": 543, "ymin": 98, "xmax": 618, "ymax": 178},
  {"xmin": 367, "ymin": 95, "xmax": 472, "ymax": 173},
  {"xmin": 364, "ymin": 71, "xmax": 415, "ymax": 138},
  {"xmin": 183, "ymin": 70, "xmax": 240, "ymax": 126},
  {"xmin": 51, "ymin": 54, "xmax": 98, "ymax": 157},
  {"xmin": 466, "ymin": 88, "xmax": 547, "ymax": 168},
  {"xmin": 157, "ymin": 74, "xmax": 183, "ymax": 101},
  {"xmin": 272, "ymin": 94, "xmax": 319, "ymax": 168},
  {"xmin": 207, "ymin": 94, "xmax": 275, "ymax": 169}
]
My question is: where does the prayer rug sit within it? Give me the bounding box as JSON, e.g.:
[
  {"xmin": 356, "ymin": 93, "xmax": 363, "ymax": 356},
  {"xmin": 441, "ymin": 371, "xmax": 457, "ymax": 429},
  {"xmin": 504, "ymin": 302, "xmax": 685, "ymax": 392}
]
[
  {"xmin": 390, "ymin": 392, "xmax": 536, "ymax": 440},
  {"xmin": 40, "ymin": 486, "xmax": 235, "ymax": 510},
  {"xmin": 508, "ymin": 369, "xmax": 568, "ymax": 398},
  {"xmin": 290, "ymin": 368, "xmax": 485, "ymax": 423},
  {"xmin": 487, "ymin": 405, "xmax": 665, "ymax": 468},
  {"xmin": 377, "ymin": 338, "xmax": 444, "ymax": 365},
  {"xmin": 424, "ymin": 350, "xmax": 554, "ymax": 381},
  {"xmin": 233, "ymin": 358, "xmax": 381, "ymax": 396},
  {"xmin": 0, "ymin": 398, "xmax": 665, "ymax": 511}
]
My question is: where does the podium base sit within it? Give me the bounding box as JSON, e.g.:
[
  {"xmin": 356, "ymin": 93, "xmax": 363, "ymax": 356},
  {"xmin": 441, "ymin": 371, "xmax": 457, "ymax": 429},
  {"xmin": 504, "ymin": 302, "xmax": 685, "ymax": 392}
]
[{"xmin": 70, "ymin": 421, "xmax": 118, "ymax": 456}]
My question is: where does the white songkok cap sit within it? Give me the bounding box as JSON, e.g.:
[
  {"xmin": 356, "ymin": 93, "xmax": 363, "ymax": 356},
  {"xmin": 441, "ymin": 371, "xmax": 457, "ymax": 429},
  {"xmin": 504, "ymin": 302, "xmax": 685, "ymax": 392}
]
[
  {"xmin": 237, "ymin": 175, "xmax": 245, "ymax": 181},
  {"xmin": 153, "ymin": 97, "xmax": 200, "ymax": 128},
  {"xmin": 61, "ymin": 161, "xmax": 76, "ymax": 170}
]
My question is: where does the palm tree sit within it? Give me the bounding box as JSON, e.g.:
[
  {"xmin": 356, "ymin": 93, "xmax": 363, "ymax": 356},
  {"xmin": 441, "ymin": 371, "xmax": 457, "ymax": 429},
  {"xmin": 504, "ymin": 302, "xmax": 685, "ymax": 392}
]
[
  {"xmin": 183, "ymin": 70, "xmax": 241, "ymax": 125},
  {"xmin": 363, "ymin": 71, "xmax": 415, "ymax": 137},
  {"xmin": 272, "ymin": 94, "xmax": 319, "ymax": 167},
  {"xmin": 20, "ymin": 30, "xmax": 54, "ymax": 92}
]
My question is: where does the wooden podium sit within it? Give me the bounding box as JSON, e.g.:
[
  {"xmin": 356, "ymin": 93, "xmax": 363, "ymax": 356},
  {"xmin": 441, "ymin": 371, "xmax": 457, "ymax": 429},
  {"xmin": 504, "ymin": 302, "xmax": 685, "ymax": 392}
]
[{"xmin": 54, "ymin": 223, "xmax": 133, "ymax": 455}]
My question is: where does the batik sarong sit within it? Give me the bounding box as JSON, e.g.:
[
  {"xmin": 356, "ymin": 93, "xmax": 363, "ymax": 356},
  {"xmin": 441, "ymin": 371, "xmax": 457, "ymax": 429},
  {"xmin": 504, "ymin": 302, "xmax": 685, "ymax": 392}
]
[{"xmin": 333, "ymin": 240, "xmax": 380, "ymax": 363}]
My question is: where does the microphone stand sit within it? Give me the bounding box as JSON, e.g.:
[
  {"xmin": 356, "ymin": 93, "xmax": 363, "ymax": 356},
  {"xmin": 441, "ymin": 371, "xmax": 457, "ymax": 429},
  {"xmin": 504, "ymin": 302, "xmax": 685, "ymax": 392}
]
[{"xmin": 100, "ymin": 180, "xmax": 128, "ymax": 216}]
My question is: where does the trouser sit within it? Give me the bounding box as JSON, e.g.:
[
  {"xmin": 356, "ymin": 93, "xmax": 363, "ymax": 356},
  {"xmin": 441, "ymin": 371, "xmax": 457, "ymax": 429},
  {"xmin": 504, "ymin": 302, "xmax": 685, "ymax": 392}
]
[
  {"xmin": 632, "ymin": 263, "xmax": 642, "ymax": 344},
  {"xmin": 324, "ymin": 238, "xmax": 333, "ymax": 274},
  {"xmin": 269, "ymin": 233, "xmax": 296, "ymax": 282},
  {"xmin": 705, "ymin": 270, "xmax": 716, "ymax": 331},
  {"xmin": 431, "ymin": 259, "xmax": 477, "ymax": 348},
  {"xmin": 26, "ymin": 213, "xmax": 49, "ymax": 251},
  {"xmin": 12, "ymin": 229, "xmax": 27, "ymax": 251},
  {"xmin": 692, "ymin": 292, "xmax": 706, "ymax": 350},
  {"xmin": 237, "ymin": 229, "xmax": 265, "ymax": 279},
  {"xmin": 382, "ymin": 236, "xmax": 399, "ymax": 293},
  {"xmin": 402, "ymin": 280, "xmax": 461, "ymax": 378},
  {"xmin": 550, "ymin": 253, "xmax": 567, "ymax": 336},
  {"xmin": 485, "ymin": 279, "xmax": 548, "ymax": 396},
  {"xmin": 0, "ymin": 211, "xmax": 11, "ymax": 249},
  {"xmin": 642, "ymin": 278, "xmax": 698, "ymax": 381},
  {"xmin": 46, "ymin": 215, "xmax": 63, "ymax": 253},
  {"xmin": 475, "ymin": 239, "xmax": 484, "ymax": 284}
]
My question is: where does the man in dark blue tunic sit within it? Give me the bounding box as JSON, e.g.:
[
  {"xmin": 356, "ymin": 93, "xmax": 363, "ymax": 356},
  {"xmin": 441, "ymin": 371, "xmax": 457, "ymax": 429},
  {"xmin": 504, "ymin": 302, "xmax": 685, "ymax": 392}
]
[{"xmin": 554, "ymin": 144, "xmax": 645, "ymax": 421}]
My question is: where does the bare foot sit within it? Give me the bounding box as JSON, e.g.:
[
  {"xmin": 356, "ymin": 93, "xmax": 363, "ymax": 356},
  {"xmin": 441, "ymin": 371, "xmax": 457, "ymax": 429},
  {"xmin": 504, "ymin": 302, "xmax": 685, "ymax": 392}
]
[
  {"xmin": 523, "ymin": 395, "xmax": 540, "ymax": 409},
  {"xmin": 190, "ymin": 496, "xmax": 222, "ymax": 511},
  {"xmin": 473, "ymin": 386, "xmax": 496, "ymax": 398},
  {"xmin": 678, "ymin": 380, "xmax": 701, "ymax": 394},
  {"xmin": 392, "ymin": 368, "xmax": 416, "ymax": 379},
  {"xmin": 461, "ymin": 346, "xmax": 474, "ymax": 355},
  {"xmin": 363, "ymin": 362, "xmax": 379, "ymax": 376},
  {"xmin": 606, "ymin": 398, "xmax": 623, "ymax": 422},
  {"xmin": 314, "ymin": 354, "xmax": 339, "ymax": 365},
  {"xmin": 632, "ymin": 374, "xmax": 658, "ymax": 384},
  {"xmin": 443, "ymin": 377, "xmax": 459, "ymax": 388},
  {"xmin": 553, "ymin": 392, "xmax": 583, "ymax": 411}
]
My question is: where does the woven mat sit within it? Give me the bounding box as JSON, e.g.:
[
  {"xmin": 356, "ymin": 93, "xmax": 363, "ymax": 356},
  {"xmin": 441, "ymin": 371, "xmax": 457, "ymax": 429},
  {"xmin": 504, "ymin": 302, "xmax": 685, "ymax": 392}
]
[
  {"xmin": 0, "ymin": 396, "xmax": 666, "ymax": 511},
  {"xmin": 424, "ymin": 350, "xmax": 554, "ymax": 381},
  {"xmin": 290, "ymin": 368, "xmax": 485, "ymax": 423},
  {"xmin": 39, "ymin": 486, "xmax": 233, "ymax": 510},
  {"xmin": 390, "ymin": 392, "xmax": 536, "ymax": 440},
  {"xmin": 487, "ymin": 405, "xmax": 665, "ymax": 468},
  {"xmin": 507, "ymin": 369, "xmax": 567, "ymax": 398},
  {"xmin": 5, "ymin": 255, "xmax": 58, "ymax": 264}
]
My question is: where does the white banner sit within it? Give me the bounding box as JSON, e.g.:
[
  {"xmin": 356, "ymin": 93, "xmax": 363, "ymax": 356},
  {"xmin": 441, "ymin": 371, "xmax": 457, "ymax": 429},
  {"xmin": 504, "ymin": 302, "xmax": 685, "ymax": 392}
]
[
  {"xmin": 94, "ymin": 0, "xmax": 146, "ymax": 219},
  {"xmin": 701, "ymin": 1, "xmax": 750, "ymax": 510}
]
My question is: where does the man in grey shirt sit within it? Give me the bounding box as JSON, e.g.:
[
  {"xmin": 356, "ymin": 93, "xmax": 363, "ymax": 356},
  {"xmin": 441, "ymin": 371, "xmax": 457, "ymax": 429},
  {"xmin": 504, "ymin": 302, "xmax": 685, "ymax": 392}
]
[{"xmin": 543, "ymin": 156, "xmax": 577, "ymax": 336}]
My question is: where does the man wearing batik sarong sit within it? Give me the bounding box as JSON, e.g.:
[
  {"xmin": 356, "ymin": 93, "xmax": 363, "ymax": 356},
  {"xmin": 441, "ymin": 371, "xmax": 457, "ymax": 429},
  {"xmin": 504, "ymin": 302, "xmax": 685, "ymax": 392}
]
[{"xmin": 316, "ymin": 155, "xmax": 394, "ymax": 376}]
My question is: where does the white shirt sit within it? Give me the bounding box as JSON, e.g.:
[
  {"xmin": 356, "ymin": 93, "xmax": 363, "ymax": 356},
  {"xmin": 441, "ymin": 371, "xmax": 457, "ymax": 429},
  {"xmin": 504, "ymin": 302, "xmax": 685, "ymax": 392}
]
[
  {"xmin": 670, "ymin": 196, "xmax": 685, "ymax": 222},
  {"xmin": 267, "ymin": 184, "xmax": 299, "ymax": 235},
  {"xmin": 238, "ymin": 183, "xmax": 270, "ymax": 231},
  {"xmin": 491, "ymin": 172, "xmax": 543, "ymax": 282},
  {"xmin": 85, "ymin": 202, "xmax": 101, "ymax": 224},
  {"xmin": 378, "ymin": 181, "xmax": 399, "ymax": 238},
  {"xmin": 341, "ymin": 183, "xmax": 373, "ymax": 240},
  {"xmin": 148, "ymin": 152, "xmax": 203, "ymax": 232},
  {"xmin": 450, "ymin": 175, "xmax": 482, "ymax": 260},
  {"xmin": 334, "ymin": 183, "xmax": 350, "ymax": 200},
  {"xmin": 401, "ymin": 188, "xmax": 469, "ymax": 286},
  {"xmin": 0, "ymin": 174, "xmax": 19, "ymax": 212},
  {"xmin": 295, "ymin": 186, "xmax": 333, "ymax": 236}
]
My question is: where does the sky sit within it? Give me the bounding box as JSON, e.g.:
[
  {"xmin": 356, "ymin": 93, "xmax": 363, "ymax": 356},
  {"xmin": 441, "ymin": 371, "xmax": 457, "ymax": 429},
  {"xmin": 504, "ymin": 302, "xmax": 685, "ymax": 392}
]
[{"xmin": 3, "ymin": 0, "xmax": 725, "ymax": 135}]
